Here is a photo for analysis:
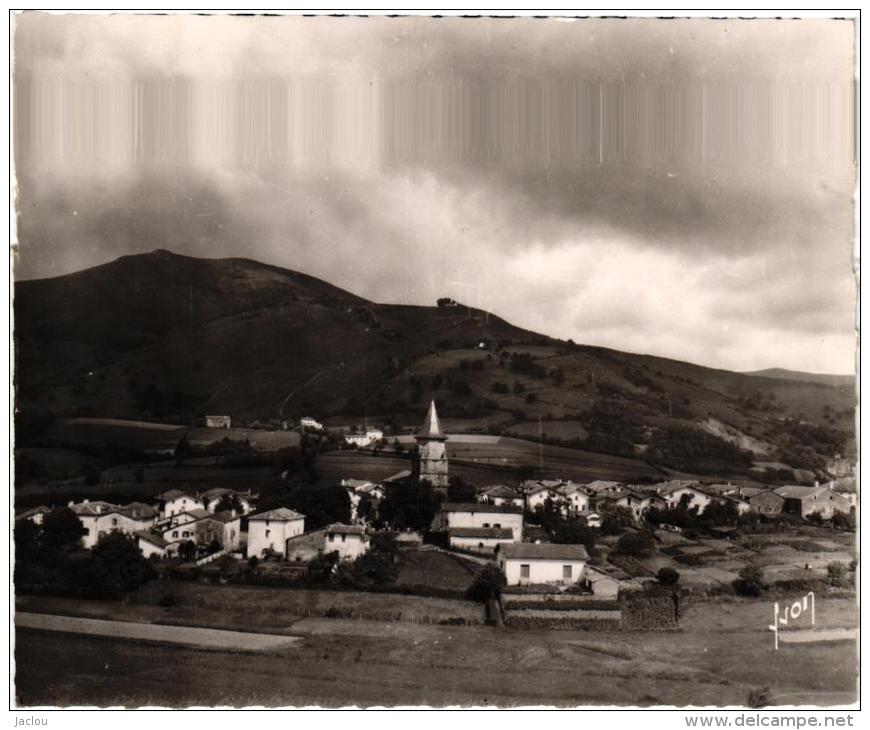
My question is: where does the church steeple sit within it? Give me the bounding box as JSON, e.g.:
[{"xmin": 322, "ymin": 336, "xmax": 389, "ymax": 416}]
[
  {"xmin": 417, "ymin": 400, "xmax": 447, "ymax": 441},
  {"xmin": 414, "ymin": 400, "xmax": 449, "ymax": 490}
]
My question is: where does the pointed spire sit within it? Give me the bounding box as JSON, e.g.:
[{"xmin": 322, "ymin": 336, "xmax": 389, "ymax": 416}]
[{"xmin": 416, "ymin": 400, "xmax": 447, "ymax": 440}]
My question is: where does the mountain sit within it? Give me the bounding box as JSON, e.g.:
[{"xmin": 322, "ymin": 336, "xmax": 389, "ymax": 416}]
[
  {"xmin": 745, "ymin": 368, "xmax": 855, "ymax": 388},
  {"xmin": 14, "ymin": 249, "xmax": 856, "ymax": 479}
]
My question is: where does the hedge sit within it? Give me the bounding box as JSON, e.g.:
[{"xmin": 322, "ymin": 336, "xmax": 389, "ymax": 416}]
[
  {"xmin": 504, "ymin": 614, "xmax": 622, "ymax": 631},
  {"xmin": 501, "ymin": 598, "xmax": 621, "ymax": 611},
  {"xmin": 620, "ymin": 590, "xmax": 680, "ymax": 630}
]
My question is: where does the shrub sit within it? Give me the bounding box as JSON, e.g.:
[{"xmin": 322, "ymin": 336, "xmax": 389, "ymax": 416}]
[
  {"xmin": 733, "ymin": 565, "xmax": 766, "ymax": 597},
  {"xmin": 614, "ymin": 531, "xmax": 656, "ymax": 557},
  {"xmin": 465, "ymin": 564, "xmax": 506, "ymax": 603},
  {"xmin": 656, "ymin": 567, "xmax": 681, "ymax": 586},
  {"xmin": 826, "ymin": 561, "xmax": 850, "ymax": 588}
]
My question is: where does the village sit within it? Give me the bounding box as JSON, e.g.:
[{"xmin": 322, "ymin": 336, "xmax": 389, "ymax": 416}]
[{"xmin": 15, "ymin": 401, "xmax": 857, "ymax": 635}]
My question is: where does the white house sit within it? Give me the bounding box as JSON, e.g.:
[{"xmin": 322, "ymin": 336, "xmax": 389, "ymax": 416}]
[
  {"xmin": 433, "ymin": 502, "xmax": 524, "ymax": 542},
  {"xmin": 480, "ymin": 484, "xmax": 524, "ymax": 508},
  {"xmin": 323, "ymin": 523, "xmax": 370, "ymax": 561},
  {"xmin": 658, "ymin": 483, "xmax": 713, "ymax": 514},
  {"xmin": 447, "ymin": 527, "xmax": 514, "ymax": 553},
  {"xmin": 522, "ymin": 482, "xmax": 563, "ymax": 511},
  {"xmin": 156, "ymin": 489, "xmax": 206, "ymax": 519},
  {"xmin": 200, "ymin": 488, "xmax": 254, "ymax": 515},
  {"xmin": 299, "ymin": 416, "xmax": 324, "ymax": 431},
  {"xmin": 577, "ymin": 510, "xmax": 602, "ymax": 528},
  {"xmin": 554, "ymin": 483, "xmax": 591, "ymax": 514},
  {"xmin": 247, "ymin": 507, "xmax": 306, "ymax": 558},
  {"xmin": 344, "ymin": 429, "xmax": 384, "ymax": 448},
  {"xmin": 496, "ymin": 543, "xmax": 589, "ymax": 587},
  {"xmin": 15, "ymin": 505, "xmax": 50, "ymax": 526},
  {"xmin": 154, "ymin": 509, "xmax": 210, "ymax": 546},
  {"xmin": 205, "ymin": 415, "xmax": 232, "ymax": 429},
  {"xmin": 194, "ymin": 512, "xmax": 243, "ymax": 552},
  {"xmin": 69, "ymin": 500, "xmax": 158, "ymax": 549},
  {"xmin": 136, "ymin": 531, "xmax": 170, "ymax": 559}
]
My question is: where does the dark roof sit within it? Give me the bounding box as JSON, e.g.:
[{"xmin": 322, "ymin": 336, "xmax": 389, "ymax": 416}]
[
  {"xmin": 416, "ymin": 400, "xmax": 447, "ymax": 440},
  {"xmin": 448, "ymin": 527, "xmax": 514, "ymax": 539},
  {"xmin": 249, "ymin": 507, "xmax": 305, "ymax": 521},
  {"xmin": 120, "ymin": 502, "xmax": 158, "ymax": 519},
  {"xmin": 157, "ymin": 489, "xmax": 200, "ymax": 501},
  {"xmin": 325, "ymin": 523, "xmax": 367, "ymax": 535},
  {"xmin": 135, "ymin": 530, "xmax": 168, "ymax": 548},
  {"xmin": 497, "ymin": 543, "xmax": 589, "ymax": 561},
  {"xmin": 441, "ymin": 502, "xmax": 524, "ymax": 515},
  {"xmin": 482, "ymin": 484, "xmax": 520, "ymax": 498},
  {"xmin": 15, "ymin": 505, "xmax": 50, "ymax": 520}
]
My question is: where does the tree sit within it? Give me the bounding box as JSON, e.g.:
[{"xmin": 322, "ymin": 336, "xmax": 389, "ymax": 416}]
[
  {"xmin": 827, "ymin": 561, "xmax": 850, "ymax": 588},
  {"xmin": 287, "ymin": 484, "xmax": 351, "ymax": 529},
  {"xmin": 14, "ymin": 518, "xmax": 41, "ymax": 564},
  {"xmin": 178, "ymin": 540, "xmax": 197, "ymax": 561},
  {"xmin": 466, "ymin": 564, "xmax": 506, "ymax": 602},
  {"xmin": 91, "ymin": 532, "xmax": 156, "ymax": 594},
  {"xmin": 656, "ymin": 567, "xmax": 681, "ymax": 586},
  {"xmin": 447, "ymin": 476, "xmax": 476, "ymax": 503},
  {"xmin": 215, "ymin": 492, "xmax": 243, "ymax": 514},
  {"xmin": 41, "ymin": 508, "xmax": 86, "ymax": 553},
  {"xmin": 733, "ymin": 565, "xmax": 765, "ymax": 597},
  {"xmin": 357, "ymin": 493, "xmax": 376, "ymax": 524},
  {"xmin": 598, "ymin": 503, "xmax": 636, "ymax": 535},
  {"xmin": 614, "ymin": 531, "xmax": 656, "ymax": 557},
  {"xmin": 551, "ymin": 521, "xmax": 597, "ymax": 554},
  {"xmin": 379, "ymin": 479, "xmax": 442, "ymax": 531}
]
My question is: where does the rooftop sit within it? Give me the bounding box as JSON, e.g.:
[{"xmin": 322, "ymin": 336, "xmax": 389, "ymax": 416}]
[
  {"xmin": 249, "ymin": 507, "xmax": 305, "ymax": 522},
  {"xmin": 448, "ymin": 527, "xmax": 514, "ymax": 539},
  {"xmin": 325, "ymin": 523, "xmax": 367, "ymax": 536},
  {"xmin": 498, "ymin": 543, "xmax": 589, "ymax": 561},
  {"xmin": 440, "ymin": 502, "xmax": 524, "ymax": 515},
  {"xmin": 416, "ymin": 400, "xmax": 447, "ymax": 441}
]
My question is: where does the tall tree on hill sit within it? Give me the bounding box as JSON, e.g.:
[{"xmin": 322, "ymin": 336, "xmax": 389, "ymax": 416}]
[{"xmin": 379, "ymin": 479, "xmax": 442, "ymax": 531}]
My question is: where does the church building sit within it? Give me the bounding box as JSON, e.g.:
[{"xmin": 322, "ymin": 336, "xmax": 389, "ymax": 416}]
[{"xmin": 414, "ymin": 400, "xmax": 449, "ymax": 490}]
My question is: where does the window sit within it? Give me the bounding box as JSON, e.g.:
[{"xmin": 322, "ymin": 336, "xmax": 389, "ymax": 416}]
[
  {"xmin": 520, "ymin": 564, "xmax": 530, "ymax": 578},
  {"xmin": 172, "ymin": 531, "xmax": 178, "ymax": 538},
  {"xmin": 494, "ymin": 522, "xmax": 501, "ymax": 528},
  {"xmin": 341, "ymin": 534, "xmax": 346, "ymax": 542},
  {"xmin": 83, "ymin": 528, "xmax": 90, "ymax": 536},
  {"xmin": 111, "ymin": 518, "xmax": 118, "ymax": 526},
  {"xmin": 265, "ymin": 530, "xmax": 271, "ymax": 538},
  {"xmin": 562, "ymin": 565, "xmax": 573, "ymax": 580},
  {"xmin": 483, "ymin": 522, "xmax": 490, "ymax": 528}
]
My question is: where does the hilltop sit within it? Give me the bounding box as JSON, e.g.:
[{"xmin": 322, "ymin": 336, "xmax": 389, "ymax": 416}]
[{"xmin": 14, "ymin": 249, "xmax": 855, "ymax": 480}]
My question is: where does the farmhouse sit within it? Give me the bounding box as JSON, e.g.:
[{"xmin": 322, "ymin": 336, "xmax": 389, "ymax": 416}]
[
  {"xmin": 447, "ymin": 526, "xmax": 514, "ymax": 553},
  {"xmin": 205, "ymin": 415, "xmax": 232, "ymax": 429},
  {"xmin": 748, "ymin": 489, "xmax": 786, "ymax": 516},
  {"xmin": 433, "ymin": 502, "xmax": 524, "ymax": 542},
  {"xmin": 15, "ymin": 505, "xmax": 50, "ymax": 526},
  {"xmin": 554, "ymin": 483, "xmax": 591, "ymax": 514},
  {"xmin": 299, "ymin": 416, "xmax": 324, "ymax": 431},
  {"xmin": 344, "ymin": 428, "xmax": 384, "ymax": 448},
  {"xmin": 522, "ymin": 480, "xmax": 564, "ymax": 511},
  {"xmin": 496, "ymin": 543, "xmax": 589, "ymax": 587},
  {"xmin": 479, "ymin": 484, "xmax": 524, "ymax": 508},
  {"xmin": 324, "ymin": 523, "xmax": 370, "ymax": 561},
  {"xmin": 200, "ymin": 487, "xmax": 254, "ymax": 515},
  {"xmin": 156, "ymin": 489, "xmax": 205, "ymax": 519},
  {"xmin": 774, "ymin": 485, "xmax": 853, "ymax": 519},
  {"xmin": 194, "ymin": 511, "xmax": 243, "ymax": 553},
  {"xmin": 70, "ymin": 500, "xmax": 156, "ymax": 548},
  {"xmin": 656, "ymin": 482, "xmax": 713, "ymax": 513},
  {"xmin": 136, "ymin": 531, "xmax": 170, "ymax": 559},
  {"xmin": 247, "ymin": 507, "xmax": 305, "ymax": 558}
]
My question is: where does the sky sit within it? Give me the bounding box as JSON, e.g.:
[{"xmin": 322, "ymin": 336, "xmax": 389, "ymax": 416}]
[{"xmin": 12, "ymin": 13, "xmax": 857, "ymax": 375}]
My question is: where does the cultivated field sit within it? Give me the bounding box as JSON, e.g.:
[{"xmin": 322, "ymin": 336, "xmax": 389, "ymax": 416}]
[{"xmin": 14, "ymin": 596, "xmax": 857, "ymax": 707}]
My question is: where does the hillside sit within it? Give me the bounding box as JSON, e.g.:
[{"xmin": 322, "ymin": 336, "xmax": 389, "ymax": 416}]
[
  {"xmin": 745, "ymin": 368, "xmax": 855, "ymax": 388},
  {"xmin": 14, "ymin": 249, "xmax": 856, "ymax": 480}
]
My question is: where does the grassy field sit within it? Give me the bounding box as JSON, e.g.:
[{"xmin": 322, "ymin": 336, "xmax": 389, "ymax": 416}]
[
  {"xmin": 396, "ymin": 550, "xmax": 479, "ymax": 593},
  {"xmin": 14, "ymin": 596, "xmax": 857, "ymax": 707}
]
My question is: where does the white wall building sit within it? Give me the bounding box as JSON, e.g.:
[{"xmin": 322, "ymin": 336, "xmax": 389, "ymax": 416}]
[
  {"xmin": 247, "ymin": 508, "xmax": 306, "ymax": 557},
  {"xmin": 434, "ymin": 502, "xmax": 524, "ymax": 542},
  {"xmin": 323, "ymin": 523, "xmax": 370, "ymax": 561},
  {"xmin": 157, "ymin": 490, "xmax": 206, "ymax": 519},
  {"xmin": 496, "ymin": 543, "xmax": 589, "ymax": 587},
  {"xmin": 344, "ymin": 429, "xmax": 384, "ymax": 448},
  {"xmin": 300, "ymin": 416, "xmax": 324, "ymax": 431}
]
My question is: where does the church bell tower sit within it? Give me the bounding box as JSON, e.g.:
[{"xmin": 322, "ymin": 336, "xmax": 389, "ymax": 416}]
[{"xmin": 414, "ymin": 400, "xmax": 449, "ymax": 490}]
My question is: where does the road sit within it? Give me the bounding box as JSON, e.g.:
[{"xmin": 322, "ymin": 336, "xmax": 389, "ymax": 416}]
[{"xmin": 16, "ymin": 612, "xmax": 301, "ymax": 652}]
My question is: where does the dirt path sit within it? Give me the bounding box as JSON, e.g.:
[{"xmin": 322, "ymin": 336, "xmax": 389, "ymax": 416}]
[{"xmin": 16, "ymin": 612, "xmax": 301, "ymax": 652}]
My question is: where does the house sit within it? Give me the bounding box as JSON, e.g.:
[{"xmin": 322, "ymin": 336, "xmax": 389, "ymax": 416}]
[
  {"xmin": 205, "ymin": 415, "xmax": 232, "ymax": 429},
  {"xmin": 15, "ymin": 505, "xmax": 50, "ymax": 526},
  {"xmin": 200, "ymin": 488, "xmax": 254, "ymax": 515},
  {"xmin": 774, "ymin": 485, "xmax": 853, "ymax": 519},
  {"xmin": 344, "ymin": 428, "xmax": 384, "ymax": 448},
  {"xmin": 155, "ymin": 509, "xmax": 210, "ymax": 546},
  {"xmin": 394, "ymin": 530, "xmax": 423, "ymax": 548},
  {"xmin": 577, "ymin": 510, "xmax": 602, "ymax": 528},
  {"xmin": 582, "ymin": 480, "xmax": 624, "ymax": 494},
  {"xmin": 702, "ymin": 490, "xmax": 752, "ymax": 515},
  {"xmin": 299, "ymin": 416, "xmax": 324, "ymax": 431},
  {"xmin": 156, "ymin": 489, "xmax": 205, "ymax": 519},
  {"xmin": 479, "ymin": 484, "xmax": 524, "ymax": 508},
  {"xmin": 521, "ymin": 480, "xmax": 565, "ymax": 511},
  {"xmin": 447, "ymin": 527, "xmax": 514, "ymax": 553},
  {"xmin": 496, "ymin": 543, "xmax": 589, "ymax": 587},
  {"xmin": 247, "ymin": 508, "xmax": 306, "ymax": 558},
  {"xmin": 194, "ymin": 511, "xmax": 243, "ymax": 553},
  {"xmin": 323, "ymin": 523, "xmax": 370, "ymax": 561},
  {"xmin": 656, "ymin": 483, "xmax": 713, "ymax": 514},
  {"xmin": 69, "ymin": 500, "xmax": 143, "ymax": 548},
  {"xmin": 598, "ymin": 488, "xmax": 662, "ymax": 522},
  {"xmin": 554, "ymin": 483, "xmax": 591, "ymax": 514},
  {"xmin": 827, "ymin": 478, "xmax": 857, "ymax": 507},
  {"xmin": 341, "ymin": 479, "xmax": 385, "ymax": 521},
  {"xmin": 432, "ymin": 502, "xmax": 524, "ymax": 542},
  {"xmin": 748, "ymin": 489, "xmax": 786, "ymax": 516},
  {"xmin": 136, "ymin": 531, "xmax": 170, "ymax": 559},
  {"xmin": 582, "ymin": 564, "xmax": 629, "ymax": 597}
]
